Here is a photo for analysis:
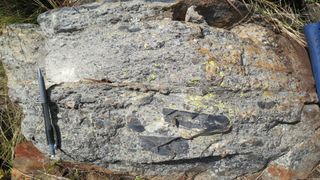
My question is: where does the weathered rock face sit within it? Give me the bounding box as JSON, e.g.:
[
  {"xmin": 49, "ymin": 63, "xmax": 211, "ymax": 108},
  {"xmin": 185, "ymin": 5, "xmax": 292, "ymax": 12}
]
[{"xmin": 1, "ymin": 0, "xmax": 320, "ymax": 179}]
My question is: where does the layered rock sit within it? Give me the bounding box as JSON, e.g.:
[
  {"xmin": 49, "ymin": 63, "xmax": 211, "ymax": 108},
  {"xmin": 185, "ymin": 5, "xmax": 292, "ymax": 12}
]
[{"xmin": 1, "ymin": 0, "xmax": 319, "ymax": 179}]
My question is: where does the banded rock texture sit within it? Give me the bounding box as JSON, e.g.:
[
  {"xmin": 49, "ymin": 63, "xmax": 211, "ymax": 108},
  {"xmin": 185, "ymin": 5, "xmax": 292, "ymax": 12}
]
[{"xmin": 1, "ymin": 0, "xmax": 320, "ymax": 179}]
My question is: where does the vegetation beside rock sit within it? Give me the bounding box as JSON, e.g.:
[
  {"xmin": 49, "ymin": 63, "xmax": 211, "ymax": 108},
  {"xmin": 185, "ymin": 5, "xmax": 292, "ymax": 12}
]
[
  {"xmin": 0, "ymin": 61, "xmax": 24, "ymax": 179},
  {"xmin": 245, "ymin": 0, "xmax": 308, "ymax": 45},
  {"xmin": 0, "ymin": 0, "xmax": 319, "ymax": 45},
  {"xmin": 0, "ymin": 0, "xmax": 91, "ymax": 25}
]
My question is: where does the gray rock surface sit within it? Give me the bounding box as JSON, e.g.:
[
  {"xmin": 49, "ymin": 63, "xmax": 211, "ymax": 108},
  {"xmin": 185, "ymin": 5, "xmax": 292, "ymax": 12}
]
[{"xmin": 1, "ymin": 0, "xmax": 320, "ymax": 179}]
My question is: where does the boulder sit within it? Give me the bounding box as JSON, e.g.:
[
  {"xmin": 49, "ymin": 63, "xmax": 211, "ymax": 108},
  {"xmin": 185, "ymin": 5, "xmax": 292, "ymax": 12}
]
[{"xmin": 0, "ymin": 0, "xmax": 319, "ymax": 179}]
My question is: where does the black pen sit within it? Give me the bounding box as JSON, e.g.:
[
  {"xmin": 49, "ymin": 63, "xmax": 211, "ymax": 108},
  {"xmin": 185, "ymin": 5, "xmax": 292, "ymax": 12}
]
[{"xmin": 37, "ymin": 68, "xmax": 56, "ymax": 157}]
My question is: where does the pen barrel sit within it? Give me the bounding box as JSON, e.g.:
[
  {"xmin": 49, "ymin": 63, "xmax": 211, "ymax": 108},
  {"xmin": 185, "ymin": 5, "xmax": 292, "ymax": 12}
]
[
  {"xmin": 38, "ymin": 68, "xmax": 56, "ymax": 156},
  {"xmin": 38, "ymin": 69, "xmax": 48, "ymax": 103},
  {"xmin": 41, "ymin": 103, "xmax": 55, "ymax": 147}
]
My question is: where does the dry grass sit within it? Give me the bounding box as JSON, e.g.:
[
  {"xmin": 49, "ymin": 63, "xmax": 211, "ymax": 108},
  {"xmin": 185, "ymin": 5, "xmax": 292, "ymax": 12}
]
[
  {"xmin": 0, "ymin": 0, "xmax": 91, "ymax": 25},
  {"xmin": 33, "ymin": 0, "xmax": 90, "ymax": 10},
  {"xmin": 0, "ymin": 61, "xmax": 24, "ymax": 178},
  {"xmin": 243, "ymin": 0, "xmax": 307, "ymax": 46}
]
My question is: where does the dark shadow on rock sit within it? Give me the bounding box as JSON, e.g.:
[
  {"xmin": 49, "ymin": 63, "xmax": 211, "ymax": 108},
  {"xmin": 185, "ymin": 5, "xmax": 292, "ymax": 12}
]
[
  {"xmin": 49, "ymin": 102, "xmax": 62, "ymax": 150},
  {"xmin": 162, "ymin": 108, "xmax": 230, "ymax": 131},
  {"xmin": 47, "ymin": 86, "xmax": 62, "ymax": 150},
  {"xmin": 170, "ymin": 0, "xmax": 248, "ymax": 28}
]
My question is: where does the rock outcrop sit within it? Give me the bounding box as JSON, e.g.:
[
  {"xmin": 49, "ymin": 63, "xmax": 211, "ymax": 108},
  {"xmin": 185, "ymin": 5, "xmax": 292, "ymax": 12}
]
[{"xmin": 1, "ymin": 0, "xmax": 320, "ymax": 179}]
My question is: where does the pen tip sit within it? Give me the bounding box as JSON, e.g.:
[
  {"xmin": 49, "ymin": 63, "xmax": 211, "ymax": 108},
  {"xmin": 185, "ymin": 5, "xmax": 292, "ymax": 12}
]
[{"xmin": 37, "ymin": 68, "xmax": 45, "ymax": 80}]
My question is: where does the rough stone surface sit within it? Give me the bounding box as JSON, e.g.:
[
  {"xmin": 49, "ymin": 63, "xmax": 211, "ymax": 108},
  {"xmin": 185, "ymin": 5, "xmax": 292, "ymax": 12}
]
[
  {"xmin": 1, "ymin": 0, "xmax": 320, "ymax": 179},
  {"xmin": 12, "ymin": 141, "xmax": 46, "ymax": 179},
  {"xmin": 12, "ymin": 141, "xmax": 137, "ymax": 179}
]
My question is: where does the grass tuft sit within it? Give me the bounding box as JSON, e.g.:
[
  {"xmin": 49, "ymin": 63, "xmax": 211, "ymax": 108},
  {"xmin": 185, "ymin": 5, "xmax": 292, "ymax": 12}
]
[
  {"xmin": 243, "ymin": 0, "xmax": 308, "ymax": 46},
  {"xmin": 0, "ymin": 0, "xmax": 89, "ymax": 26}
]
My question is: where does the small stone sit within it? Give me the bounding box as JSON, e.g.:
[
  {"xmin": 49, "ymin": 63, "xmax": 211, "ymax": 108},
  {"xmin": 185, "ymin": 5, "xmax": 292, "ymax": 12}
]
[
  {"xmin": 257, "ymin": 101, "xmax": 277, "ymax": 109},
  {"xmin": 80, "ymin": 96, "xmax": 96, "ymax": 103},
  {"xmin": 64, "ymin": 101, "xmax": 77, "ymax": 109},
  {"xmin": 127, "ymin": 117, "xmax": 145, "ymax": 132},
  {"xmin": 185, "ymin": 6, "xmax": 206, "ymax": 24}
]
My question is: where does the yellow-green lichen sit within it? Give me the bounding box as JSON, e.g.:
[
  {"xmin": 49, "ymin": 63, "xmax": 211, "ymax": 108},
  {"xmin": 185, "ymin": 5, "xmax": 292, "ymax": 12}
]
[
  {"xmin": 188, "ymin": 77, "xmax": 201, "ymax": 86},
  {"xmin": 168, "ymin": 103, "xmax": 177, "ymax": 109},
  {"xmin": 187, "ymin": 93, "xmax": 215, "ymax": 110},
  {"xmin": 213, "ymin": 101, "xmax": 225, "ymax": 110},
  {"xmin": 188, "ymin": 95, "xmax": 208, "ymax": 110},
  {"xmin": 153, "ymin": 63, "xmax": 161, "ymax": 68},
  {"xmin": 262, "ymin": 90, "xmax": 273, "ymax": 98},
  {"xmin": 219, "ymin": 71, "xmax": 225, "ymax": 77},
  {"xmin": 205, "ymin": 58, "xmax": 218, "ymax": 80},
  {"xmin": 203, "ymin": 93, "xmax": 215, "ymax": 99},
  {"xmin": 144, "ymin": 43, "xmax": 150, "ymax": 49},
  {"xmin": 147, "ymin": 74, "xmax": 157, "ymax": 82},
  {"xmin": 187, "ymin": 93, "xmax": 239, "ymax": 119},
  {"xmin": 227, "ymin": 106, "xmax": 240, "ymax": 119},
  {"xmin": 220, "ymin": 81, "xmax": 226, "ymax": 87}
]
